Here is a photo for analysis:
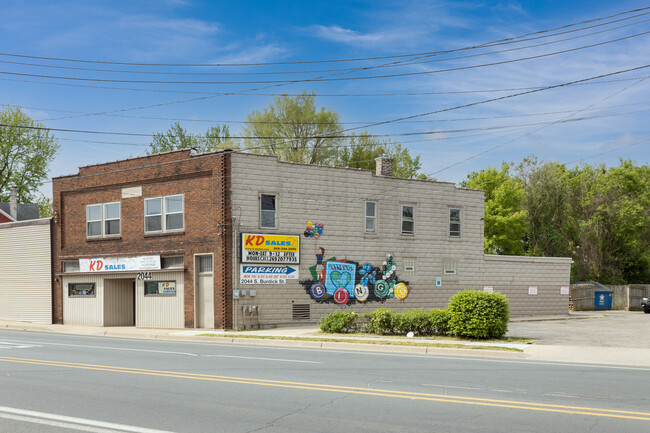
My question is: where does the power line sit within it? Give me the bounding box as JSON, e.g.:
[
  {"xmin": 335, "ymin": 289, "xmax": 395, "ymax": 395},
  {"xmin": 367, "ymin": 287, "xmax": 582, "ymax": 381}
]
[
  {"xmin": 424, "ymin": 76, "xmax": 649, "ymax": 178},
  {"xmin": 3, "ymin": 75, "xmax": 646, "ymax": 98},
  {"xmin": 2, "ymin": 6, "xmax": 647, "ymax": 67},
  {"xmin": 7, "ymin": 98, "xmax": 648, "ymax": 126},
  {"xmin": 2, "ymin": 13, "xmax": 648, "ymax": 77},
  {"xmin": 4, "ymin": 30, "xmax": 649, "ymax": 85},
  {"xmin": 5, "ymin": 108, "xmax": 648, "ymax": 140}
]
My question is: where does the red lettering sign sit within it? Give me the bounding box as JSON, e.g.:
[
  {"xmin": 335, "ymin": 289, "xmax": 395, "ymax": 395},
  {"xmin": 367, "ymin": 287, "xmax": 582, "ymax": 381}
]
[
  {"xmin": 245, "ymin": 235, "xmax": 266, "ymax": 247},
  {"xmin": 89, "ymin": 260, "xmax": 103, "ymax": 271}
]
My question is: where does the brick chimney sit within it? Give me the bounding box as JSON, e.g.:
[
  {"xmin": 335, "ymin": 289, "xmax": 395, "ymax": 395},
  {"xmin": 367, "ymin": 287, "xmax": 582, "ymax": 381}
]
[
  {"xmin": 375, "ymin": 157, "xmax": 393, "ymax": 177},
  {"xmin": 9, "ymin": 184, "xmax": 17, "ymax": 220}
]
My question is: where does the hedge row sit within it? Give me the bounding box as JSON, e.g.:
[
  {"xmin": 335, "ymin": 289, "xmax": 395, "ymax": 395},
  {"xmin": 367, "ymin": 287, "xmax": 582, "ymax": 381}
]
[{"xmin": 318, "ymin": 290, "xmax": 510, "ymax": 339}]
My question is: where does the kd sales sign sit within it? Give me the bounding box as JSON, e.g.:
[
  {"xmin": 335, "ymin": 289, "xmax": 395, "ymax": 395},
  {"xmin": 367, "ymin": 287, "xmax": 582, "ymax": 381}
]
[{"xmin": 241, "ymin": 233, "xmax": 300, "ymax": 264}]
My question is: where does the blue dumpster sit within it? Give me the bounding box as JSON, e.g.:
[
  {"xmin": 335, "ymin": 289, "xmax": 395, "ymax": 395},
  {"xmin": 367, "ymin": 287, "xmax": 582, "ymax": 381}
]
[{"xmin": 595, "ymin": 291, "xmax": 612, "ymax": 310}]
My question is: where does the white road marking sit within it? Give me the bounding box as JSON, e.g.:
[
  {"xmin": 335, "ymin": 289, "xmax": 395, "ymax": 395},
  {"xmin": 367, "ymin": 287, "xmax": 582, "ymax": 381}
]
[
  {"xmin": 0, "ymin": 341, "xmax": 40, "ymax": 349},
  {"xmin": 203, "ymin": 354, "xmax": 322, "ymax": 364},
  {"xmin": 0, "ymin": 405, "xmax": 176, "ymax": 433},
  {"xmin": 0, "ymin": 339, "xmax": 197, "ymax": 356}
]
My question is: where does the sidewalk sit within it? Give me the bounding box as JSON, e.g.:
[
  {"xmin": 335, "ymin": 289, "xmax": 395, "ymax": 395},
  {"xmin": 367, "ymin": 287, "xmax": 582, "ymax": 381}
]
[{"xmin": 3, "ymin": 316, "xmax": 650, "ymax": 368}]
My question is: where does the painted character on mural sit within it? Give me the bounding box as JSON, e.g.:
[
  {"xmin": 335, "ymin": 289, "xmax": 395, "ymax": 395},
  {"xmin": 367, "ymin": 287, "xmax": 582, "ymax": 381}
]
[{"xmin": 315, "ymin": 246, "xmax": 325, "ymax": 281}]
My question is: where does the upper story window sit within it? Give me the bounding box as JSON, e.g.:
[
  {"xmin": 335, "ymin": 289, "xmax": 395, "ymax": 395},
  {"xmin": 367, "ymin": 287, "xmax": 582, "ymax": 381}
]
[
  {"xmin": 260, "ymin": 194, "xmax": 276, "ymax": 229},
  {"xmin": 401, "ymin": 205, "xmax": 414, "ymax": 235},
  {"xmin": 86, "ymin": 202, "xmax": 120, "ymax": 238},
  {"xmin": 449, "ymin": 208, "xmax": 461, "ymax": 237},
  {"xmin": 365, "ymin": 201, "xmax": 376, "ymax": 233},
  {"xmin": 145, "ymin": 194, "xmax": 184, "ymax": 233}
]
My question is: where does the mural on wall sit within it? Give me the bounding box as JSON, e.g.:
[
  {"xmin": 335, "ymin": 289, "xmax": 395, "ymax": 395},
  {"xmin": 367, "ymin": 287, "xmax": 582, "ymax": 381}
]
[
  {"xmin": 304, "ymin": 221, "xmax": 324, "ymax": 239},
  {"xmin": 301, "ymin": 251, "xmax": 409, "ymax": 306}
]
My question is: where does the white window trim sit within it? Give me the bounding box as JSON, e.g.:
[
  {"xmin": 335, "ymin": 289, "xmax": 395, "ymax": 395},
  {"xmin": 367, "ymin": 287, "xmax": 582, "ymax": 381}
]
[
  {"xmin": 196, "ymin": 253, "xmax": 214, "ymax": 275},
  {"xmin": 260, "ymin": 194, "xmax": 277, "ymax": 229},
  {"xmin": 449, "ymin": 208, "xmax": 461, "ymax": 237},
  {"xmin": 144, "ymin": 194, "xmax": 185, "ymax": 234},
  {"xmin": 86, "ymin": 201, "xmax": 121, "ymax": 238},
  {"xmin": 401, "ymin": 204, "xmax": 415, "ymax": 235},
  {"xmin": 365, "ymin": 201, "xmax": 377, "ymax": 233}
]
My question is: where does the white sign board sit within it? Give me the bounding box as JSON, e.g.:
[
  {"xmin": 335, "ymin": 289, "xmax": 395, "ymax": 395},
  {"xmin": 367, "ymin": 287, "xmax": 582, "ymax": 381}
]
[
  {"xmin": 528, "ymin": 286, "xmax": 538, "ymax": 296},
  {"xmin": 80, "ymin": 255, "xmax": 161, "ymax": 272},
  {"xmin": 483, "ymin": 286, "xmax": 494, "ymax": 293},
  {"xmin": 240, "ymin": 265, "xmax": 298, "ymax": 285},
  {"xmin": 560, "ymin": 286, "xmax": 570, "ymax": 295}
]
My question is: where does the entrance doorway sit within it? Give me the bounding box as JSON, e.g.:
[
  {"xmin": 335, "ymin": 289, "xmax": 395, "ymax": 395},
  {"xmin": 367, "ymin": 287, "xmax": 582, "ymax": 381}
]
[
  {"xmin": 195, "ymin": 255, "xmax": 214, "ymax": 329},
  {"xmin": 104, "ymin": 278, "xmax": 136, "ymax": 326}
]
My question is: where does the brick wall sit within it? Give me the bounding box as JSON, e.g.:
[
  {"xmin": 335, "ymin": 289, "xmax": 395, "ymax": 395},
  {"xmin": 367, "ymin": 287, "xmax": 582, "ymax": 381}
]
[{"xmin": 51, "ymin": 150, "xmax": 233, "ymax": 328}]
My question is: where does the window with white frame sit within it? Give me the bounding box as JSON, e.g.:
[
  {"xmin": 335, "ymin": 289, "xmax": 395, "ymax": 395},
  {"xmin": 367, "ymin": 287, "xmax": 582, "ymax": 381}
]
[
  {"xmin": 86, "ymin": 202, "xmax": 120, "ymax": 237},
  {"xmin": 401, "ymin": 205, "xmax": 414, "ymax": 235},
  {"xmin": 260, "ymin": 194, "xmax": 276, "ymax": 229},
  {"xmin": 449, "ymin": 208, "xmax": 461, "ymax": 237},
  {"xmin": 145, "ymin": 194, "xmax": 184, "ymax": 233},
  {"xmin": 365, "ymin": 201, "xmax": 376, "ymax": 233}
]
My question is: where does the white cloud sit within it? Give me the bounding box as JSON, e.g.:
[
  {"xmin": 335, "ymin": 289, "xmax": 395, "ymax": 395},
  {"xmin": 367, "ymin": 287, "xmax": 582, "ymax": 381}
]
[
  {"xmin": 210, "ymin": 43, "xmax": 288, "ymax": 65},
  {"xmin": 305, "ymin": 25, "xmax": 411, "ymax": 45}
]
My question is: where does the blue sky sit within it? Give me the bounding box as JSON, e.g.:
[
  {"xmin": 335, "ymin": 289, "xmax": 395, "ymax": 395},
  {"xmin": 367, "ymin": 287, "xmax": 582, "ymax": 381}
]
[{"xmin": 1, "ymin": 0, "xmax": 649, "ymax": 197}]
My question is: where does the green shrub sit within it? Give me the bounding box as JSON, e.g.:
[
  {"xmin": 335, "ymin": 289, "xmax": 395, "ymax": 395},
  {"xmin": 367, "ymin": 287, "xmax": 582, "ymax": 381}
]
[
  {"xmin": 318, "ymin": 311, "xmax": 359, "ymax": 333},
  {"xmin": 363, "ymin": 308, "xmax": 395, "ymax": 335},
  {"xmin": 394, "ymin": 309, "xmax": 432, "ymax": 335},
  {"xmin": 447, "ymin": 290, "xmax": 510, "ymax": 339},
  {"xmin": 428, "ymin": 308, "xmax": 451, "ymax": 336}
]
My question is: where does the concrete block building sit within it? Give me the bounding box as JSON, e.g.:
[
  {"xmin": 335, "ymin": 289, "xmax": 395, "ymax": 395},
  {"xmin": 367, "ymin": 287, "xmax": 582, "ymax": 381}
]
[{"xmin": 51, "ymin": 149, "xmax": 571, "ymax": 329}]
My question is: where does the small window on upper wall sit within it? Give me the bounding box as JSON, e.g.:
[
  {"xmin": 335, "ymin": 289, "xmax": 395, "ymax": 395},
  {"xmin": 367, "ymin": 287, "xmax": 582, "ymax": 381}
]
[
  {"xmin": 144, "ymin": 194, "xmax": 184, "ymax": 233},
  {"xmin": 260, "ymin": 194, "xmax": 276, "ymax": 229},
  {"xmin": 86, "ymin": 202, "xmax": 120, "ymax": 238},
  {"xmin": 365, "ymin": 201, "xmax": 376, "ymax": 233},
  {"xmin": 449, "ymin": 208, "xmax": 461, "ymax": 237},
  {"xmin": 401, "ymin": 205, "xmax": 414, "ymax": 235}
]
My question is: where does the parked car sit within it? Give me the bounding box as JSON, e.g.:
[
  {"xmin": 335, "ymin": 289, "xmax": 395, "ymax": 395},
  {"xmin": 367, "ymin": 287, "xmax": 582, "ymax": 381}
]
[{"xmin": 643, "ymin": 297, "xmax": 650, "ymax": 314}]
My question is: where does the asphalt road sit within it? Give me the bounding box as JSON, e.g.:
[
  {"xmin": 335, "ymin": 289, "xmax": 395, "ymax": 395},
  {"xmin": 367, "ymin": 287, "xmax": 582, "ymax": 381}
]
[{"xmin": 1, "ymin": 329, "xmax": 649, "ymax": 433}]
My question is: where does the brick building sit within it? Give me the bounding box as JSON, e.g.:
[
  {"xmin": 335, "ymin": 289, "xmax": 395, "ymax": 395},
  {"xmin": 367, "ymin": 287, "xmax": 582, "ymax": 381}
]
[{"xmin": 52, "ymin": 149, "xmax": 572, "ymax": 329}]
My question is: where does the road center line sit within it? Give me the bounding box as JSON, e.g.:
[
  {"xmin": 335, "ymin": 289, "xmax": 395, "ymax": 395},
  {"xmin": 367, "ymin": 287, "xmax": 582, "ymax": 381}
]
[
  {"xmin": 0, "ymin": 405, "xmax": 176, "ymax": 433},
  {"xmin": 1, "ymin": 355, "xmax": 649, "ymax": 422}
]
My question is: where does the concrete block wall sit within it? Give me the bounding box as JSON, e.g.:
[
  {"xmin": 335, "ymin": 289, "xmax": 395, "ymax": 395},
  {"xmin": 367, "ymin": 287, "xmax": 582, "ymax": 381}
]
[{"xmin": 230, "ymin": 153, "xmax": 571, "ymax": 328}]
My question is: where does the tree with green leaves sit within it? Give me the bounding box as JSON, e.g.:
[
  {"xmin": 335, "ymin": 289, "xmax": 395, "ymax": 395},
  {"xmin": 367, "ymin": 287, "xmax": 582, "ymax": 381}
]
[
  {"xmin": 462, "ymin": 162, "xmax": 528, "ymax": 255},
  {"xmin": 148, "ymin": 122, "xmax": 236, "ymax": 155},
  {"xmin": 515, "ymin": 157, "xmax": 649, "ymax": 284},
  {"xmin": 336, "ymin": 132, "xmax": 431, "ymax": 179},
  {"xmin": 0, "ymin": 106, "xmax": 59, "ymax": 203},
  {"xmin": 243, "ymin": 91, "xmax": 343, "ymax": 165},
  {"xmin": 515, "ymin": 157, "xmax": 579, "ymax": 259}
]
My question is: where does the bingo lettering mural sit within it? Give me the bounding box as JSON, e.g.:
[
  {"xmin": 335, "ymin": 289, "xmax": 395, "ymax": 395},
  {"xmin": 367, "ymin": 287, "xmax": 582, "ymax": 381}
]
[{"xmin": 301, "ymin": 252, "xmax": 409, "ymax": 306}]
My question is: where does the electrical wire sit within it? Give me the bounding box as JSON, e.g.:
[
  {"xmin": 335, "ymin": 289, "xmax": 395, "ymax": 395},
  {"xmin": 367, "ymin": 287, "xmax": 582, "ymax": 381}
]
[
  {"xmin": 1, "ymin": 6, "xmax": 647, "ymax": 67},
  {"xmin": 6, "ymin": 98, "xmax": 649, "ymax": 126},
  {"xmin": 3, "ymin": 30, "xmax": 649, "ymax": 85},
  {"xmin": 2, "ymin": 13, "xmax": 648, "ymax": 77}
]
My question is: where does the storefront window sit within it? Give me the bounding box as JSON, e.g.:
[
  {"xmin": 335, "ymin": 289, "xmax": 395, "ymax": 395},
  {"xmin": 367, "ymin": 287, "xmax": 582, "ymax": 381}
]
[
  {"xmin": 144, "ymin": 281, "xmax": 176, "ymax": 296},
  {"xmin": 68, "ymin": 283, "xmax": 96, "ymax": 297}
]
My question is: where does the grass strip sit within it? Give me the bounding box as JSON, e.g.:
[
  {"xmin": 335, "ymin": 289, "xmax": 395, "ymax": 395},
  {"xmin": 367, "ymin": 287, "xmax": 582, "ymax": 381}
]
[{"xmin": 197, "ymin": 333, "xmax": 523, "ymax": 352}]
